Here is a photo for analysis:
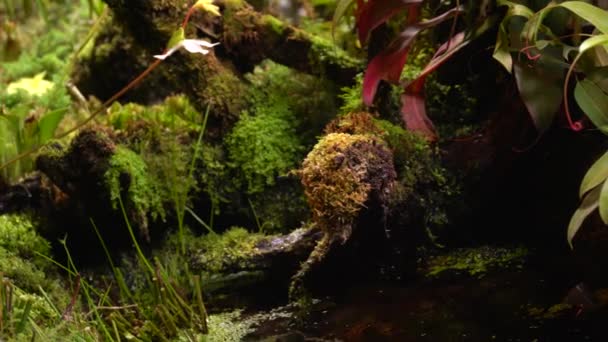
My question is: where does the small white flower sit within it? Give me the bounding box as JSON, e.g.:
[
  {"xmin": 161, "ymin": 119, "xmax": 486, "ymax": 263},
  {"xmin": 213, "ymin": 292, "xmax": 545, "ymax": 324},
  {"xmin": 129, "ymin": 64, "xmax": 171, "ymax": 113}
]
[{"xmin": 153, "ymin": 39, "xmax": 219, "ymax": 60}]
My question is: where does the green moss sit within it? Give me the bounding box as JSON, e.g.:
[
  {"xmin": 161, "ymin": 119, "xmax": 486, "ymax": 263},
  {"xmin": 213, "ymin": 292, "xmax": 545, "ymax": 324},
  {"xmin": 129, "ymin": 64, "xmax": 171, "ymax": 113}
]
[
  {"xmin": 0, "ymin": 214, "xmax": 69, "ymax": 320},
  {"xmin": 106, "ymin": 95, "xmax": 202, "ymax": 131},
  {"xmin": 105, "ymin": 146, "xmax": 165, "ymax": 237},
  {"xmin": 424, "ymin": 246, "xmax": 528, "ymax": 278},
  {"xmin": 226, "ymin": 109, "xmax": 302, "ymax": 195},
  {"xmin": 193, "ymin": 227, "xmax": 267, "ymax": 274},
  {"xmin": 308, "ymin": 34, "xmax": 362, "ymax": 70},
  {"xmin": 338, "ymin": 73, "xmax": 365, "ymax": 114},
  {"xmin": 262, "ymin": 14, "xmax": 285, "ymax": 35},
  {"xmin": 0, "ymin": 214, "xmax": 51, "ymax": 262}
]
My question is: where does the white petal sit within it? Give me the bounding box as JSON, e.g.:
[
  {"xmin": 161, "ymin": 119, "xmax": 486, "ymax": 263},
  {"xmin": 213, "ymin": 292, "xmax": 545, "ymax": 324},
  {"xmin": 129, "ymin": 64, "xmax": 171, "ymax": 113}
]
[
  {"xmin": 183, "ymin": 39, "xmax": 219, "ymax": 48},
  {"xmin": 182, "ymin": 43, "xmax": 211, "ymax": 55},
  {"xmin": 153, "ymin": 45, "xmax": 180, "ymax": 60}
]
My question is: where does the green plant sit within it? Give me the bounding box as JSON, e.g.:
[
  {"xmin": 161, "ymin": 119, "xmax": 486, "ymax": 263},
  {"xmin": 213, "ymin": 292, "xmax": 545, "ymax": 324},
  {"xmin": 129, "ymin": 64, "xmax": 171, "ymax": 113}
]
[{"xmin": 493, "ymin": 1, "xmax": 608, "ymax": 246}]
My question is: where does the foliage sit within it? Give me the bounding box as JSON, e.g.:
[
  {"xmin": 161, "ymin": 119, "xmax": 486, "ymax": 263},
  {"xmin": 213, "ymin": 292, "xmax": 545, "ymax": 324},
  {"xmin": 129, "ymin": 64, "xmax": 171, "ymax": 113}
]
[
  {"xmin": 333, "ymin": 0, "xmax": 492, "ymax": 140},
  {"xmin": 492, "ymin": 1, "xmax": 608, "ymax": 246},
  {"xmin": 0, "ymin": 0, "xmax": 92, "ymax": 184}
]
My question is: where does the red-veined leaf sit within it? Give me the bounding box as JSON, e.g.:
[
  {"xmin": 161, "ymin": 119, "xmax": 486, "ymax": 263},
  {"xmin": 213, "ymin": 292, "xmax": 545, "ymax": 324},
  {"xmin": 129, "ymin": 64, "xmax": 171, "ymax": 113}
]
[
  {"xmin": 580, "ymin": 151, "xmax": 608, "ymax": 198},
  {"xmin": 568, "ymin": 185, "xmax": 601, "ymax": 248},
  {"xmin": 362, "ymin": 6, "xmax": 463, "ymax": 105},
  {"xmin": 356, "ymin": 0, "xmax": 423, "ymax": 43}
]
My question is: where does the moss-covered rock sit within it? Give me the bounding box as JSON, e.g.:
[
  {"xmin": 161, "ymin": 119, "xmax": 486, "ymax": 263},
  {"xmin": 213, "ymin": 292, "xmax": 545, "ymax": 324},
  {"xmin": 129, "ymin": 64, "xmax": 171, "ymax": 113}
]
[{"xmin": 291, "ymin": 126, "xmax": 397, "ymax": 298}]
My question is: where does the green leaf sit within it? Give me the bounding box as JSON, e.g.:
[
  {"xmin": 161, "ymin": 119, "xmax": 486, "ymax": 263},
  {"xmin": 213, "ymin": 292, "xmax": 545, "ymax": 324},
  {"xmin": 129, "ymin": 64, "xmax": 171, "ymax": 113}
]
[
  {"xmin": 586, "ymin": 66, "xmax": 608, "ymax": 91},
  {"xmin": 166, "ymin": 28, "xmax": 186, "ymax": 50},
  {"xmin": 568, "ymin": 185, "xmax": 601, "ymax": 248},
  {"xmin": 493, "ymin": 0, "xmax": 534, "ymax": 72},
  {"xmin": 513, "ymin": 54, "xmax": 563, "ymax": 132},
  {"xmin": 560, "ymin": 1, "xmax": 608, "ymax": 34},
  {"xmin": 332, "ymin": 0, "xmax": 354, "ymax": 40},
  {"xmin": 579, "ymin": 34, "xmax": 608, "ymax": 55},
  {"xmin": 580, "ymin": 151, "xmax": 608, "ymax": 198},
  {"xmin": 574, "ymin": 78, "xmax": 608, "ymax": 133},
  {"xmin": 493, "ymin": 26, "xmax": 512, "ymax": 72},
  {"xmin": 599, "ymin": 175, "xmax": 608, "ymax": 224},
  {"xmin": 37, "ymin": 108, "xmax": 66, "ymax": 144}
]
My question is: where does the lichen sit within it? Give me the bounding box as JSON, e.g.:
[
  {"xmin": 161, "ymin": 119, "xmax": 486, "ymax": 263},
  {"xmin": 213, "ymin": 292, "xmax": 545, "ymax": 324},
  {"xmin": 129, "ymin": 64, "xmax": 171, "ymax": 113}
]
[{"xmin": 104, "ymin": 146, "xmax": 165, "ymax": 239}]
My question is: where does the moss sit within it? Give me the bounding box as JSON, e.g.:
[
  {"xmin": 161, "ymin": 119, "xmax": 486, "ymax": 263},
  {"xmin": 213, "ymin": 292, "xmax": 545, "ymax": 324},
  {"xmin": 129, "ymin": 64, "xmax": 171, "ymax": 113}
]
[
  {"xmin": 0, "ymin": 214, "xmax": 69, "ymax": 318},
  {"xmin": 423, "ymin": 246, "xmax": 528, "ymax": 278},
  {"xmin": 308, "ymin": 33, "xmax": 362, "ymax": 71},
  {"xmin": 206, "ymin": 310, "xmax": 255, "ymax": 342},
  {"xmin": 0, "ymin": 214, "xmax": 51, "ymax": 260},
  {"xmin": 104, "ymin": 146, "xmax": 165, "ymax": 239},
  {"xmin": 300, "ymin": 132, "xmax": 395, "ymax": 236},
  {"xmin": 192, "ymin": 227, "xmax": 267, "ymax": 274},
  {"xmin": 262, "ymin": 14, "xmax": 285, "ymax": 35},
  {"xmin": 338, "ymin": 73, "xmax": 365, "ymax": 114},
  {"xmin": 106, "ymin": 94, "xmax": 203, "ymax": 131},
  {"xmin": 226, "ymin": 109, "xmax": 303, "ymax": 195}
]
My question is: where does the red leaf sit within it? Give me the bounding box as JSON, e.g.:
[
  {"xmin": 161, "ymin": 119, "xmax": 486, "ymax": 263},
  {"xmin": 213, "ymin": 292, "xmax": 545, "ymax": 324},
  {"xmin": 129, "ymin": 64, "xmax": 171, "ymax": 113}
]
[
  {"xmin": 401, "ymin": 89, "xmax": 437, "ymax": 141},
  {"xmin": 400, "ymin": 32, "xmax": 470, "ymax": 140},
  {"xmin": 356, "ymin": 0, "xmax": 423, "ymax": 43},
  {"xmin": 362, "ymin": 7, "xmax": 464, "ymax": 106}
]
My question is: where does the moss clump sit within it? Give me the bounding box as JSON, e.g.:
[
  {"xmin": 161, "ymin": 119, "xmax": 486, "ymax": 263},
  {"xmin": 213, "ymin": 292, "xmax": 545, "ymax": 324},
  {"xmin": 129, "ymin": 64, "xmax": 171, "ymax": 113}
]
[
  {"xmin": 300, "ymin": 132, "xmax": 396, "ymax": 237},
  {"xmin": 226, "ymin": 109, "xmax": 302, "ymax": 195},
  {"xmin": 423, "ymin": 246, "xmax": 528, "ymax": 278},
  {"xmin": 192, "ymin": 227, "xmax": 267, "ymax": 274},
  {"xmin": 105, "ymin": 146, "xmax": 165, "ymax": 239},
  {"xmin": 106, "ymin": 95, "xmax": 203, "ymax": 131},
  {"xmin": 291, "ymin": 130, "xmax": 396, "ymax": 299}
]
